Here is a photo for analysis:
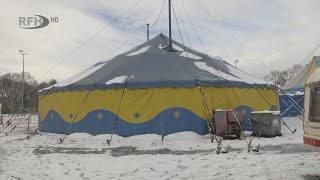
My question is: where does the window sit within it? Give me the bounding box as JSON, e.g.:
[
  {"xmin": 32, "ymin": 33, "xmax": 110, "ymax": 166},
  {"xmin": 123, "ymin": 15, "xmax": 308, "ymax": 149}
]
[{"xmin": 310, "ymin": 86, "xmax": 320, "ymax": 121}]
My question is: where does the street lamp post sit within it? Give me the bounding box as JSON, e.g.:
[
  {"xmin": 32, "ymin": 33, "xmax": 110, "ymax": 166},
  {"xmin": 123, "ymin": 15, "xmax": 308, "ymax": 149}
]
[
  {"xmin": 234, "ymin": 60, "xmax": 239, "ymax": 67},
  {"xmin": 19, "ymin": 50, "xmax": 28, "ymax": 111}
]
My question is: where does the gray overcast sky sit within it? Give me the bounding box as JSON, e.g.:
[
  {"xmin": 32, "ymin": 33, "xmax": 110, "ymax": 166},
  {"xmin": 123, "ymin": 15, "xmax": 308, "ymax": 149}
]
[{"xmin": 1, "ymin": 0, "xmax": 320, "ymax": 82}]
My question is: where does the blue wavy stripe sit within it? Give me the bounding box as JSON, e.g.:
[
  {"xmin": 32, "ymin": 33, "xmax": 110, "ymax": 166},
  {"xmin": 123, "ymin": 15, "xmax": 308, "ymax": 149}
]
[{"xmin": 39, "ymin": 107, "xmax": 208, "ymax": 137}]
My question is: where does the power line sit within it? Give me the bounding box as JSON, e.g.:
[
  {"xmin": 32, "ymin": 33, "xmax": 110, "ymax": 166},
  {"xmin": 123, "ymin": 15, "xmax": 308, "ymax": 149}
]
[
  {"xmin": 178, "ymin": 0, "xmax": 221, "ymax": 78},
  {"xmin": 298, "ymin": 41, "xmax": 320, "ymax": 65},
  {"xmin": 170, "ymin": 2, "xmax": 218, "ymax": 143},
  {"xmin": 149, "ymin": 0, "xmax": 166, "ymax": 28},
  {"xmin": 197, "ymin": 3, "xmax": 305, "ymax": 115},
  {"xmin": 1, "ymin": 0, "xmax": 146, "ymax": 135},
  {"xmin": 36, "ymin": 0, "xmax": 145, "ymax": 83},
  {"xmin": 175, "ymin": 2, "xmax": 192, "ymax": 53},
  {"xmin": 161, "ymin": 0, "xmax": 167, "ymax": 33},
  {"xmin": 197, "ymin": 5, "xmax": 273, "ymax": 73},
  {"xmin": 178, "ymin": 0, "xmax": 209, "ymax": 56}
]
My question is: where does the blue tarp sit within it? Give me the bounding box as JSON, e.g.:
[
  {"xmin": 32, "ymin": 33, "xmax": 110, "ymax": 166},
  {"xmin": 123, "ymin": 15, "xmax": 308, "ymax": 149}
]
[{"xmin": 280, "ymin": 94, "xmax": 304, "ymax": 117}]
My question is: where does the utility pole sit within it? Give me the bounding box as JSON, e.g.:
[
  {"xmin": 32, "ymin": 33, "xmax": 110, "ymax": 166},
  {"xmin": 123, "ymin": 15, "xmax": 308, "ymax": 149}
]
[
  {"xmin": 146, "ymin": 24, "xmax": 150, "ymax": 41},
  {"xmin": 234, "ymin": 60, "xmax": 239, "ymax": 67},
  {"xmin": 19, "ymin": 50, "xmax": 28, "ymax": 111}
]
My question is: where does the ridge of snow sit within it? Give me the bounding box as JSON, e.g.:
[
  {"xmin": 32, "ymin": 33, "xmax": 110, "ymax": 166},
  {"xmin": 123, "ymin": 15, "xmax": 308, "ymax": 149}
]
[{"xmin": 126, "ymin": 45, "xmax": 151, "ymax": 56}]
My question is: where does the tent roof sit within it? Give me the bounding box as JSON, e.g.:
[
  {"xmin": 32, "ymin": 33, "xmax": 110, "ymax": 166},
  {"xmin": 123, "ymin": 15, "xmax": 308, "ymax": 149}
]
[
  {"xmin": 283, "ymin": 56, "xmax": 320, "ymax": 92},
  {"xmin": 40, "ymin": 34, "xmax": 273, "ymax": 94},
  {"xmin": 307, "ymin": 67, "xmax": 320, "ymax": 85}
]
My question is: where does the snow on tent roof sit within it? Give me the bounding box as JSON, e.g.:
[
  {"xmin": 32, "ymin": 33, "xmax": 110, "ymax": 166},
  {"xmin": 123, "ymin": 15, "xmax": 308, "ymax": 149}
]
[{"xmin": 41, "ymin": 34, "xmax": 273, "ymax": 93}]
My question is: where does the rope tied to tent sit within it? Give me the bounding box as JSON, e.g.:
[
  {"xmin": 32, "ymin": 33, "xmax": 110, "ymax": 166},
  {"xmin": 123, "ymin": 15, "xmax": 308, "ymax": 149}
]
[
  {"xmin": 60, "ymin": 89, "xmax": 93, "ymax": 143},
  {"xmin": 170, "ymin": 2, "xmax": 218, "ymax": 144},
  {"xmin": 252, "ymin": 84, "xmax": 297, "ymax": 134},
  {"xmin": 107, "ymin": 79, "xmax": 128, "ymax": 145}
]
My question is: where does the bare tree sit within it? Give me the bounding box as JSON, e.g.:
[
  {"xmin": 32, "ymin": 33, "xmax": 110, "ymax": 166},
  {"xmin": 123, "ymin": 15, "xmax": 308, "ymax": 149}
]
[
  {"xmin": 263, "ymin": 64, "xmax": 304, "ymax": 87},
  {"xmin": 287, "ymin": 64, "xmax": 303, "ymax": 80},
  {"xmin": 264, "ymin": 70, "xmax": 289, "ymax": 86},
  {"xmin": 0, "ymin": 73, "xmax": 56, "ymax": 114}
]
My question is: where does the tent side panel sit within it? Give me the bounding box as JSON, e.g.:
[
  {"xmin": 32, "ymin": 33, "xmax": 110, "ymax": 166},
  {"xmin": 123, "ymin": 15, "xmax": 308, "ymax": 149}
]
[{"xmin": 38, "ymin": 87, "xmax": 279, "ymax": 136}]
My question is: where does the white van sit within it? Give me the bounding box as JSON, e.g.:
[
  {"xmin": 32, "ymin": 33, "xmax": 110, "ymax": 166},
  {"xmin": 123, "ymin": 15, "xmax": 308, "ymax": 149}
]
[{"xmin": 304, "ymin": 68, "xmax": 320, "ymax": 148}]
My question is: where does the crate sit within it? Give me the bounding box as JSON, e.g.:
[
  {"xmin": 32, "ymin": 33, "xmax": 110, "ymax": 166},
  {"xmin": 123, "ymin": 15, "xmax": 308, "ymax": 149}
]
[{"xmin": 250, "ymin": 111, "xmax": 282, "ymax": 137}]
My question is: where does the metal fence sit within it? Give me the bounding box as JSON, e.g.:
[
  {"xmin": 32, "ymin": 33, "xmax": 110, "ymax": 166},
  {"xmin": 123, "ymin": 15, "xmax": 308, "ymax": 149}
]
[{"xmin": 0, "ymin": 114, "xmax": 38, "ymax": 134}]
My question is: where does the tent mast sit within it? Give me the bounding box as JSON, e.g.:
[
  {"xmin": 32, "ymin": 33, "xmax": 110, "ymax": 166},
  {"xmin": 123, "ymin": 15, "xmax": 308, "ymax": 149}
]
[{"xmin": 168, "ymin": 0, "xmax": 173, "ymax": 49}]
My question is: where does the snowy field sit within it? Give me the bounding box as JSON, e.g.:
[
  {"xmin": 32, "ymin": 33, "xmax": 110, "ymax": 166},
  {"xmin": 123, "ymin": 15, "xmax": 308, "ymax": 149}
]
[{"xmin": 0, "ymin": 117, "xmax": 319, "ymax": 180}]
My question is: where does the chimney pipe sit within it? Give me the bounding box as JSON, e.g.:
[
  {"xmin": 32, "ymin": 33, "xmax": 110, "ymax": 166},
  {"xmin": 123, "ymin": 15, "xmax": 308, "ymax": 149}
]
[{"xmin": 146, "ymin": 24, "xmax": 150, "ymax": 41}]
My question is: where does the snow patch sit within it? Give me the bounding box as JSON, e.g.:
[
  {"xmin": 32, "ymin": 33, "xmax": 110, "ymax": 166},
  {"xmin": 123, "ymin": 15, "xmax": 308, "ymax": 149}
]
[
  {"xmin": 252, "ymin": 110, "xmax": 280, "ymax": 115},
  {"xmin": 194, "ymin": 61, "xmax": 218, "ymax": 75},
  {"xmin": 282, "ymin": 91, "xmax": 305, "ymax": 96},
  {"xmin": 54, "ymin": 63, "xmax": 106, "ymax": 87},
  {"xmin": 0, "ymin": 117, "xmax": 316, "ymax": 180},
  {"xmin": 211, "ymin": 55, "xmax": 223, "ymax": 61},
  {"xmin": 173, "ymin": 44, "xmax": 184, "ymax": 51},
  {"xmin": 194, "ymin": 61, "xmax": 243, "ymax": 81},
  {"xmin": 158, "ymin": 44, "xmax": 166, "ymax": 49},
  {"xmin": 126, "ymin": 45, "xmax": 151, "ymax": 56},
  {"xmin": 158, "ymin": 43, "xmax": 184, "ymax": 51},
  {"xmin": 194, "ymin": 61, "xmax": 266, "ymax": 84},
  {"xmin": 38, "ymin": 85, "xmax": 54, "ymax": 92},
  {"xmin": 180, "ymin": 52, "xmax": 202, "ymax": 60},
  {"xmin": 106, "ymin": 75, "xmax": 128, "ymax": 85}
]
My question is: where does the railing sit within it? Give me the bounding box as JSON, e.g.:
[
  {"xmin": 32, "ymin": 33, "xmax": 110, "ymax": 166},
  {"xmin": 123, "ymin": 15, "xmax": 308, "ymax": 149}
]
[{"xmin": 0, "ymin": 114, "xmax": 38, "ymax": 134}]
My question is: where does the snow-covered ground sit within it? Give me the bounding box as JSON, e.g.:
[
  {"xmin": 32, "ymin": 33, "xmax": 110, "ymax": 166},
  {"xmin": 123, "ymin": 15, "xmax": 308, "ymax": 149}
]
[{"xmin": 0, "ymin": 117, "xmax": 319, "ymax": 180}]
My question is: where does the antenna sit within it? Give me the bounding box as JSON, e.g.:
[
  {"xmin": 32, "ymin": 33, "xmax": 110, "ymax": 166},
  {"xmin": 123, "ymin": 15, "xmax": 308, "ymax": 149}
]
[{"xmin": 146, "ymin": 24, "xmax": 150, "ymax": 41}]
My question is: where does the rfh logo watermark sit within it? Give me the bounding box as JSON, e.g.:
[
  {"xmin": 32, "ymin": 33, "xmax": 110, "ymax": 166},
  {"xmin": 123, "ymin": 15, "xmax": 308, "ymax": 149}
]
[{"xmin": 19, "ymin": 15, "xmax": 58, "ymax": 29}]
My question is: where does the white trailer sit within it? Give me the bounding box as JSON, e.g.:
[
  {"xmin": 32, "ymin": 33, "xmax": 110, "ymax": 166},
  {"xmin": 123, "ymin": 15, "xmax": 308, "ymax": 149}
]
[
  {"xmin": 303, "ymin": 68, "xmax": 320, "ymax": 148},
  {"xmin": 0, "ymin": 103, "xmax": 2, "ymax": 126}
]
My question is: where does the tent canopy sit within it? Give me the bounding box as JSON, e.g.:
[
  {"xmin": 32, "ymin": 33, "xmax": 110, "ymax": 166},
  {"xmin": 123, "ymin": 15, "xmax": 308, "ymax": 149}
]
[
  {"xmin": 283, "ymin": 56, "xmax": 320, "ymax": 92},
  {"xmin": 40, "ymin": 34, "xmax": 273, "ymax": 94}
]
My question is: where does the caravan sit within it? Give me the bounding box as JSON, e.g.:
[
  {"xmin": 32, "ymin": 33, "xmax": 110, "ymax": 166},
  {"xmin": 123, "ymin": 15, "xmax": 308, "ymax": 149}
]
[{"xmin": 303, "ymin": 68, "xmax": 320, "ymax": 148}]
